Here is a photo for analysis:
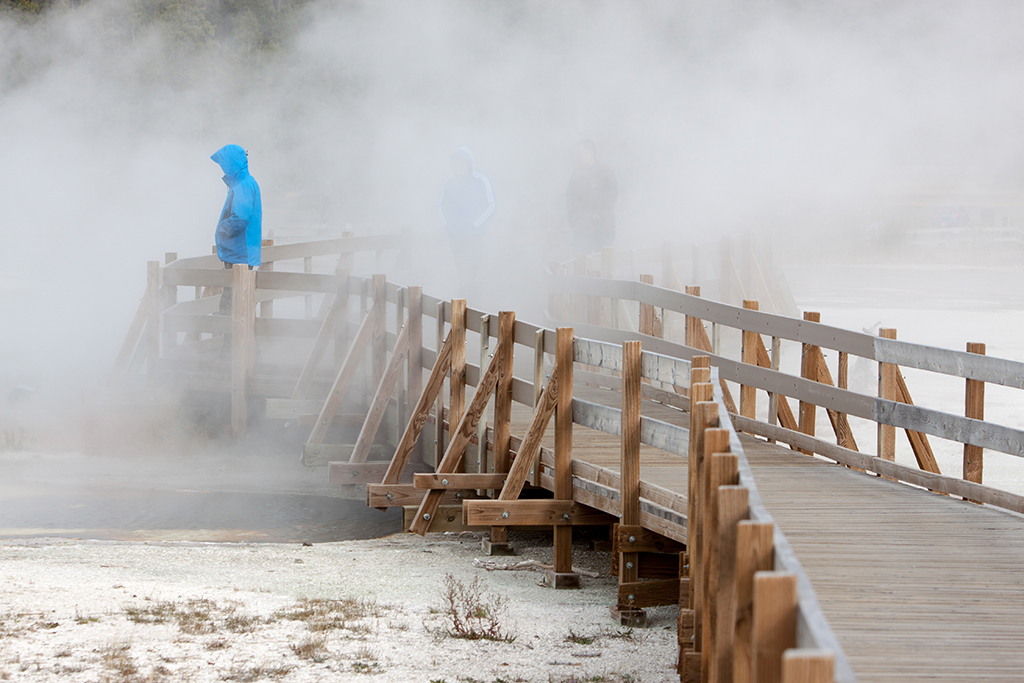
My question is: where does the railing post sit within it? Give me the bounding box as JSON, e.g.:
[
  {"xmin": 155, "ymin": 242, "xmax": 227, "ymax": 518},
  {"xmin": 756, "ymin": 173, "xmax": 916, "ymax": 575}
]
[
  {"xmin": 767, "ymin": 336, "xmax": 782, "ymax": 443},
  {"xmin": 162, "ymin": 252, "xmax": 177, "ymax": 353},
  {"xmin": 706, "ymin": 449, "xmax": 739, "ymax": 683},
  {"xmin": 450, "ymin": 299, "xmax": 467, "ymax": 473},
  {"xmin": 545, "ymin": 326, "xmax": 579, "ymax": 588},
  {"xmin": 878, "ymin": 328, "xmax": 898, "ymax": 461},
  {"xmin": 613, "ymin": 339, "xmax": 644, "ymax": 623},
  {"xmin": 640, "ymin": 274, "xmax": 661, "ymax": 337},
  {"xmin": 685, "ymin": 285, "xmax": 701, "ymax": 349},
  {"xmin": 782, "ymin": 650, "xmax": 835, "ymax": 683},
  {"xmin": 145, "ymin": 261, "xmax": 161, "ymax": 376},
  {"xmin": 700, "ymin": 427, "xmax": 731, "ymax": 682},
  {"xmin": 434, "ymin": 300, "xmax": 446, "ymax": 468},
  {"xmin": 303, "ymin": 256, "xmax": 313, "ymax": 319},
  {"xmin": 532, "ymin": 328, "xmax": 545, "ymax": 485},
  {"xmin": 964, "ymin": 342, "xmax": 986, "ymax": 488},
  {"xmin": 483, "ymin": 311, "xmax": 515, "ymax": 556},
  {"xmin": 372, "ymin": 275, "xmax": 388, "ymax": 389},
  {"xmin": 715, "ymin": 484, "xmax": 749, "ymax": 683},
  {"xmin": 798, "ymin": 312, "xmax": 821, "ymax": 454},
  {"xmin": 407, "ymin": 286, "xmax": 423, "ymax": 465},
  {"xmin": 734, "ymin": 522, "xmax": 775, "ymax": 683},
  {"xmin": 258, "ymin": 240, "xmax": 273, "ymax": 318},
  {"xmin": 740, "ymin": 300, "xmax": 760, "ymax": 421},
  {"xmin": 333, "ymin": 270, "xmax": 350, "ymax": 373},
  {"xmin": 752, "ymin": 571, "xmax": 798, "ymax": 683},
  {"xmin": 230, "ymin": 263, "xmax": 255, "ymax": 437},
  {"xmin": 475, "ymin": 314, "xmax": 491, "ymax": 477}
]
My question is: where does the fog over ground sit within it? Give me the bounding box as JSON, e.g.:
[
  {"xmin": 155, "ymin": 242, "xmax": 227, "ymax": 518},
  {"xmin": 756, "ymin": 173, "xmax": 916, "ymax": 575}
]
[{"xmin": 2, "ymin": 0, "xmax": 1023, "ymax": 398}]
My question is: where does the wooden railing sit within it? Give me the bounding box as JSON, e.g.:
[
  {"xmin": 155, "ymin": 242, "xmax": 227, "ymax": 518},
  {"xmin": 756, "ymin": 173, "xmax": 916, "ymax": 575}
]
[{"xmin": 545, "ymin": 270, "xmax": 1024, "ymax": 515}]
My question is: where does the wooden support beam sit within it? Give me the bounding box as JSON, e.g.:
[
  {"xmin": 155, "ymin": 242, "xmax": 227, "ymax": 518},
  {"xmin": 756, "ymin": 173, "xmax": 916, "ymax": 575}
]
[
  {"xmin": 257, "ymin": 241, "xmax": 273, "ymax": 318},
  {"xmin": 808, "ymin": 346, "xmax": 859, "ymax": 452},
  {"xmin": 327, "ymin": 461, "xmax": 392, "ymax": 485},
  {"xmin": 162, "ymin": 252, "xmax": 178, "ymax": 353},
  {"xmin": 435, "ymin": 300, "xmax": 446, "ymax": 467},
  {"xmin": 551, "ymin": 327, "xmax": 577, "ymax": 584},
  {"xmin": 754, "ymin": 335, "xmax": 799, "ymax": 433},
  {"xmin": 615, "ymin": 339, "xmax": 643, "ymax": 614},
  {"xmin": 475, "ymin": 314, "xmax": 491, "ymax": 476},
  {"xmin": 964, "ymin": 342, "xmax": 986, "ymax": 486},
  {"xmin": 616, "ymin": 525, "xmax": 686, "ymax": 554},
  {"xmin": 146, "ymin": 261, "xmax": 161, "ymax": 374},
  {"xmin": 798, "ymin": 311, "xmax": 821, "ymax": 455},
  {"xmin": 349, "ymin": 319, "xmax": 411, "ymax": 463},
  {"xmin": 734, "ymin": 522, "xmax": 775, "ymax": 683},
  {"xmin": 688, "ymin": 393, "xmax": 717, "ymax": 648},
  {"xmin": 367, "ymin": 485, "xmax": 475, "ymax": 508},
  {"xmin": 497, "ymin": 371, "xmax": 558, "ymax": 501},
  {"xmin": 878, "ymin": 328, "xmax": 897, "ymax": 462},
  {"xmin": 464, "ymin": 500, "xmax": 615, "ymax": 526},
  {"xmin": 640, "ymin": 275, "xmax": 662, "ymax": 337},
  {"xmin": 409, "ymin": 335, "xmax": 509, "ymax": 535},
  {"xmin": 112, "ymin": 290, "xmax": 148, "ymax": 382},
  {"xmin": 407, "ymin": 286, "xmax": 423, "ymax": 463},
  {"xmin": 698, "ymin": 424, "xmax": 729, "ymax": 668},
  {"xmin": 414, "ymin": 473, "xmax": 508, "ymax": 489},
  {"xmin": 450, "ymin": 299, "xmax": 467, "ymax": 448},
  {"xmin": 893, "ymin": 366, "xmax": 941, "ymax": 475},
  {"xmin": 230, "ymin": 264, "xmax": 255, "ymax": 437},
  {"xmin": 489, "ymin": 311, "xmax": 516, "ymax": 546},
  {"xmin": 686, "ymin": 290, "xmax": 739, "ymax": 415},
  {"xmin": 752, "ymin": 572, "xmax": 798, "ymax": 683},
  {"xmin": 740, "ymin": 300, "xmax": 759, "ymax": 421},
  {"xmin": 292, "ymin": 271, "xmax": 349, "ymax": 400},
  {"xmin": 371, "ymin": 275, "xmax": 387, "ymax": 389},
  {"xmin": 306, "ymin": 306, "xmax": 378, "ymax": 445},
  {"xmin": 380, "ymin": 332, "xmax": 453, "ymax": 486},
  {"xmin": 617, "ymin": 578, "xmax": 680, "ymax": 609}
]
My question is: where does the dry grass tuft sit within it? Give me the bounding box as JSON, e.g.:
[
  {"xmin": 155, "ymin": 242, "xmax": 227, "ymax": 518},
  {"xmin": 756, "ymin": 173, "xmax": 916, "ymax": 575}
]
[
  {"xmin": 273, "ymin": 597, "xmax": 375, "ymax": 632},
  {"xmin": 221, "ymin": 663, "xmax": 295, "ymax": 682},
  {"xmin": 438, "ymin": 574, "xmax": 515, "ymax": 642},
  {"xmin": 290, "ymin": 634, "xmax": 329, "ymax": 662}
]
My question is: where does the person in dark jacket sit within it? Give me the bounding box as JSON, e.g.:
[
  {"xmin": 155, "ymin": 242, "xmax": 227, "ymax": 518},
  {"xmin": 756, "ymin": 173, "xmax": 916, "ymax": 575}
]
[
  {"xmin": 211, "ymin": 144, "xmax": 262, "ymax": 319},
  {"xmin": 439, "ymin": 146, "xmax": 495, "ymax": 294},
  {"xmin": 566, "ymin": 140, "xmax": 617, "ymax": 255}
]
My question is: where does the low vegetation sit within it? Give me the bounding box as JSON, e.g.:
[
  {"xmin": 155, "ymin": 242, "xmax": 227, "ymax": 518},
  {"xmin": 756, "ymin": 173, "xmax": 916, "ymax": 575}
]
[{"xmin": 437, "ymin": 574, "xmax": 515, "ymax": 642}]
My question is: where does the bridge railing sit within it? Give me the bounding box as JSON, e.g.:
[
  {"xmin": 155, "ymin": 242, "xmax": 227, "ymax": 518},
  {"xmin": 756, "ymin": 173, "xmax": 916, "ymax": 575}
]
[{"xmin": 546, "ymin": 269, "xmax": 1024, "ymax": 516}]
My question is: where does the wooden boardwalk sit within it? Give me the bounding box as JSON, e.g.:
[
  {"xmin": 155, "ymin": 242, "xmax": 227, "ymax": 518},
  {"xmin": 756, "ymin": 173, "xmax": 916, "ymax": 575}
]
[{"xmin": 517, "ymin": 382, "xmax": 1024, "ymax": 682}]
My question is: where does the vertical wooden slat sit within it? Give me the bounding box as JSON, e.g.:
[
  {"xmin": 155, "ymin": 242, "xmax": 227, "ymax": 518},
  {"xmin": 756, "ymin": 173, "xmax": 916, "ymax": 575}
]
[
  {"xmin": 618, "ymin": 340, "xmax": 642, "ymax": 607},
  {"xmin": 145, "ymin": 261, "xmax": 161, "ymax": 374},
  {"xmin": 714, "ymin": 485, "xmax": 749, "ymax": 683},
  {"xmin": 782, "ymin": 650, "xmax": 835, "ymax": 683},
  {"xmin": 450, "ymin": 299, "xmax": 467, "ymax": 475},
  {"xmin": 699, "ymin": 426, "xmax": 729, "ymax": 675},
  {"xmin": 372, "ymin": 275, "xmax": 387, "ymax": 388},
  {"xmin": 734, "ymin": 522, "xmax": 775, "ymax": 683},
  {"xmin": 476, "ymin": 315, "xmax": 491, "ymax": 476},
  {"xmin": 798, "ymin": 311, "xmax": 821, "ymax": 454},
  {"xmin": 706, "ymin": 452, "xmax": 739, "ymax": 683},
  {"xmin": 878, "ymin": 327, "xmax": 898, "ymax": 461},
  {"xmin": 740, "ymin": 300, "xmax": 759, "ymax": 421},
  {"xmin": 640, "ymin": 274, "xmax": 658, "ymax": 336},
  {"xmin": 551, "ymin": 327, "xmax": 576, "ymax": 584},
  {"xmin": 230, "ymin": 264, "xmax": 254, "ymax": 438},
  {"xmin": 767, "ymin": 336, "xmax": 781, "ymax": 443},
  {"xmin": 303, "ymin": 256, "xmax": 313, "ymax": 319},
  {"xmin": 532, "ymin": 328, "xmax": 545, "ymax": 485},
  {"xmin": 258, "ymin": 240, "xmax": 273, "ymax": 318},
  {"xmin": 334, "ymin": 269, "xmax": 350, "ymax": 373},
  {"xmin": 162, "ymin": 253, "xmax": 177, "ymax": 352},
  {"xmin": 489, "ymin": 311, "xmax": 515, "ymax": 547},
  {"xmin": 435, "ymin": 301, "xmax": 446, "ymax": 467},
  {"xmin": 964, "ymin": 342, "xmax": 986, "ymax": 486},
  {"xmin": 685, "ymin": 286, "xmax": 701, "ymax": 349},
  {"xmin": 407, "ymin": 286, "xmax": 423, "ymax": 464},
  {"xmin": 752, "ymin": 572, "xmax": 798, "ymax": 683}
]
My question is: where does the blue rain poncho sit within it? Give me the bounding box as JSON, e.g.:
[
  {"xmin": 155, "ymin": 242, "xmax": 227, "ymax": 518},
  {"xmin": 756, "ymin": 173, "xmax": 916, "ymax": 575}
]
[
  {"xmin": 439, "ymin": 146, "xmax": 495, "ymax": 239},
  {"xmin": 212, "ymin": 144, "xmax": 262, "ymax": 267}
]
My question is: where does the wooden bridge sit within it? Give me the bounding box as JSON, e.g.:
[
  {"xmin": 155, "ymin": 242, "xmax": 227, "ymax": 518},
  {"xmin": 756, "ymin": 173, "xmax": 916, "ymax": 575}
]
[{"xmin": 115, "ymin": 231, "xmax": 1024, "ymax": 683}]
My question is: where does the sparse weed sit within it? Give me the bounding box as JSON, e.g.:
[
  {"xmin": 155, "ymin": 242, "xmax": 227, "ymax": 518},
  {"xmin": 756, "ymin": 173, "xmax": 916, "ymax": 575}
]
[
  {"xmin": 225, "ymin": 613, "xmax": 262, "ymax": 633},
  {"xmin": 274, "ymin": 597, "xmax": 373, "ymax": 632},
  {"xmin": 565, "ymin": 629, "xmax": 595, "ymax": 645},
  {"xmin": 221, "ymin": 663, "xmax": 294, "ymax": 682},
  {"xmin": 437, "ymin": 574, "xmax": 515, "ymax": 642},
  {"xmin": 289, "ymin": 635, "xmax": 329, "ymax": 662},
  {"xmin": 125, "ymin": 599, "xmax": 217, "ymax": 634},
  {"xmin": 55, "ymin": 649, "xmax": 73, "ymax": 658},
  {"xmin": 206, "ymin": 638, "xmax": 230, "ymax": 651},
  {"xmin": 351, "ymin": 661, "xmax": 381, "ymax": 674},
  {"xmin": 100, "ymin": 641, "xmax": 136, "ymax": 682}
]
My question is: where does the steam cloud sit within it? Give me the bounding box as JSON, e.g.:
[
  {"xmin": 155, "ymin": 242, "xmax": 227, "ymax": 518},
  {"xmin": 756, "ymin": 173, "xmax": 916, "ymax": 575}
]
[{"xmin": 1, "ymin": 0, "xmax": 1023, "ymax": 394}]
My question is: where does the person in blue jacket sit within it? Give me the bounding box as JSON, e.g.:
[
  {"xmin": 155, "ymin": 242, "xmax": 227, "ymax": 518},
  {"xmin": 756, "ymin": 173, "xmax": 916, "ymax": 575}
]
[
  {"xmin": 439, "ymin": 146, "xmax": 494, "ymax": 294},
  {"xmin": 211, "ymin": 144, "xmax": 262, "ymax": 318}
]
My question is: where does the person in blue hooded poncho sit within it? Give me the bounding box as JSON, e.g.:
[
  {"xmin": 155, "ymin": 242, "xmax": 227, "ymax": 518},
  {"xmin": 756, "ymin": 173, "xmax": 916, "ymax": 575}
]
[
  {"xmin": 439, "ymin": 146, "xmax": 494, "ymax": 294},
  {"xmin": 211, "ymin": 144, "xmax": 262, "ymax": 320}
]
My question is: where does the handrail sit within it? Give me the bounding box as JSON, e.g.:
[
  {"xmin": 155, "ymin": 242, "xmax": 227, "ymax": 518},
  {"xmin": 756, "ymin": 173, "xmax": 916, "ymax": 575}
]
[{"xmin": 548, "ymin": 272, "xmax": 1024, "ymax": 387}]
